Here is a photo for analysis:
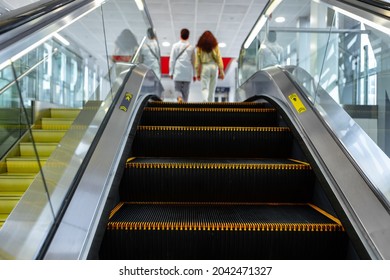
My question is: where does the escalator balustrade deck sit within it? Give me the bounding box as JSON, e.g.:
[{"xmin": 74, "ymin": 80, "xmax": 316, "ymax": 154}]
[{"xmin": 99, "ymin": 101, "xmax": 349, "ymax": 260}]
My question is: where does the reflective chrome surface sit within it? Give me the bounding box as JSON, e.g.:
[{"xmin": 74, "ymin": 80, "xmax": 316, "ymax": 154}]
[
  {"xmin": 238, "ymin": 67, "xmax": 390, "ymax": 259},
  {"xmin": 0, "ymin": 0, "xmax": 159, "ymax": 259},
  {"xmin": 238, "ymin": 0, "xmax": 390, "ymax": 225}
]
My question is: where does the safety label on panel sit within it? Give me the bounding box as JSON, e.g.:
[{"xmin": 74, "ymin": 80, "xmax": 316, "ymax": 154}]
[
  {"xmin": 119, "ymin": 92, "xmax": 133, "ymax": 112},
  {"xmin": 288, "ymin": 93, "xmax": 306, "ymax": 114}
]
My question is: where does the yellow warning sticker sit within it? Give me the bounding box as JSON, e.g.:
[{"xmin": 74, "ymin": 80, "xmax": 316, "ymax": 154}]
[{"xmin": 288, "ymin": 93, "xmax": 307, "ymax": 114}]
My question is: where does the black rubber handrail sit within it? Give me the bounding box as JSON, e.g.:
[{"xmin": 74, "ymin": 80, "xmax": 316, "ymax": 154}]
[
  {"xmin": 0, "ymin": 0, "xmax": 85, "ymax": 34},
  {"xmin": 337, "ymin": 0, "xmax": 390, "ymax": 19},
  {"xmin": 358, "ymin": 0, "xmax": 390, "ymax": 10}
]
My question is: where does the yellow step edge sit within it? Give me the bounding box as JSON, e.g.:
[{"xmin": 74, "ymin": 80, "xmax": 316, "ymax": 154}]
[
  {"xmin": 137, "ymin": 126, "xmax": 291, "ymax": 132},
  {"xmin": 107, "ymin": 221, "xmax": 344, "ymax": 232},
  {"xmin": 0, "ymin": 173, "xmax": 36, "ymax": 177},
  {"xmin": 30, "ymin": 130, "xmax": 66, "ymax": 142},
  {"xmin": 0, "ymin": 174, "xmax": 35, "ymax": 192},
  {"xmin": 0, "ymin": 192, "xmax": 24, "ymax": 198},
  {"xmin": 144, "ymin": 107, "xmax": 276, "ymax": 113},
  {"xmin": 0, "ymin": 197, "xmax": 20, "ymax": 213},
  {"xmin": 150, "ymin": 101, "xmax": 263, "ymax": 106},
  {"xmin": 6, "ymin": 157, "xmax": 47, "ymax": 173},
  {"xmin": 19, "ymin": 142, "xmax": 58, "ymax": 157},
  {"xmin": 50, "ymin": 108, "xmax": 80, "ymax": 119},
  {"xmin": 0, "ymin": 214, "xmax": 8, "ymax": 222},
  {"xmin": 126, "ymin": 161, "xmax": 312, "ymax": 170},
  {"xmin": 107, "ymin": 202, "xmax": 344, "ymax": 233},
  {"xmin": 41, "ymin": 118, "xmax": 74, "ymax": 130}
]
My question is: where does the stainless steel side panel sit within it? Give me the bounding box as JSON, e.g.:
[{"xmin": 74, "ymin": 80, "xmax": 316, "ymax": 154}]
[
  {"xmin": 43, "ymin": 65, "xmax": 159, "ymax": 259},
  {"xmin": 239, "ymin": 67, "xmax": 390, "ymax": 259}
]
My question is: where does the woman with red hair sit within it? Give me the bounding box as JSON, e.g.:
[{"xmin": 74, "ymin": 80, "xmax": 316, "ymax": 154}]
[{"xmin": 195, "ymin": 31, "xmax": 225, "ymax": 102}]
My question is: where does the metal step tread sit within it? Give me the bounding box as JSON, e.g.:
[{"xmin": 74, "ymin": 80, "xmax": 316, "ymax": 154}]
[
  {"xmin": 143, "ymin": 106, "xmax": 276, "ymax": 113},
  {"xmin": 0, "ymin": 214, "xmax": 8, "ymax": 222},
  {"xmin": 0, "ymin": 173, "xmax": 36, "ymax": 177},
  {"xmin": 146, "ymin": 101, "xmax": 270, "ymax": 109},
  {"xmin": 0, "ymin": 192, "xmax": 24, "ymax": 198},
  {"xmin": 19, "ymin": 142, "xmax": 58, "ymax": 156},
  {"xmin": 126, "ymin": 157, "xmax": 310, "ymax": 169},
  {"xmin": 50, "ymin": 108, "xmax": 81, "ymax": 119},
  {"xmin": 107, "ymin": 202, "xmax": 343, "ymax": 232},
  {"xmin": 137, "ymin": 125, "xmax": 290, "ymax": 132},
  {"xmin": 41, "ymin": 118, "xmax": 75, "ymax": 130}
]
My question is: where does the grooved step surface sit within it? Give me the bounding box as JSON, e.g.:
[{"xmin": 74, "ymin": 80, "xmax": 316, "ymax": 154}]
[
  {"xmin": 146, "ymin": 101, "xmax": 270, "ymax": 108},
  {"xmin": 132, "ymin": 126, "xmax": 293, "ymax": 158},
  {"xmin": 41, "ymin": 118, "xmax": 75, "ymax": 130},
  {"xmin": 0, "ymin": 107, "xmax": 80, "ymax": 229},
  {"xmin": 121, "ymin": 158, "xmax": 314, "ymax": 203},
  {"xmin": 140, "ymin": 107, "xmax": 277, "ymax": 127},
  {"xmin": 100, "ymin": 101, "xmax": 349, "ymax": 260},
  {"xmin": 101, "ymin": 203, "xmax": 348, "ymax": 260},
  {"xmin": 50, "ymin": 108, "xmax": 80, "ymax": 119},
  {"xmin": 0, "ymin": 198, "xmax": 19, "ymax": 213},
  {"xmin": 126, "ymin": 157, "xmax": 310, "ymax": 167},
  {"xmin": 19, "ymin": 143, "xmax": 58, "ymax": 156},
  {"xmin": 6, "ymin": 157, "xmax": 47, "ymax": 173},
  {"xmin": 108, "ymin": 203, "xmax": 342, "ymax": 231},
  {"xmin": 30, "ymin": 130, "xmax": 66, "ymax": 142},
  {"xmin": 0, "ymin": 174, "xmax": 35, "ymax": 191}
]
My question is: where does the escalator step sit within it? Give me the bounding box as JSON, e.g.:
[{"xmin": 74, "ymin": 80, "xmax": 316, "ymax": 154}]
[
  {"xmin": 121, "ymin": 158, "xmax": 314, "ymax": 202},
  {"xmin": 100, "ymin": 202, "xmax": 348, "ymax": 260},
  {"xmin": 41, "ymin": 118, "xmax": 75, "ymax": 130},
  {"xmin": 131, "ymin": 126, "xmax": 293, "ymax": 158},
  {"xmin": 6, "ymin": 157, "xmax": 47, "ymax": 173},
  {"xmin": 139, "ymin": 107, "xmax": 278, "ymax": 127},
  {"xmin": 50, "ymin": 108, "xmax": 81, "ymax": 119},
  {"xmin": 146, "ymin": 101, "xmax": 270, "ymax": 109}
]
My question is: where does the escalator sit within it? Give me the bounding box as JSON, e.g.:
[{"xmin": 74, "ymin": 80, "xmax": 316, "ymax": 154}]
[
  {"xmin": 0, "ymin": 0, "xmax": 389, "ymax": 261},
  {"xmin": 98, "ymin": 100, "xmax": 349, "ymax": 260},
  {"xmin": 0, "ymin": 108, "xmax": 80, "ymax": 229}
]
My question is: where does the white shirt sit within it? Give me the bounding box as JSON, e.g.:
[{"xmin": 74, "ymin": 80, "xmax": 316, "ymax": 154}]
[
  {"xmin": 259, "ymin": 41, "xmax": 284, "ymax": 69},
  {"xmin": 140, "ymin": 38, "xmax": 161, "ymax": 79},
  {"xmin": 169, "ymin": 40, "xmax": 195, "ymax": 82}
]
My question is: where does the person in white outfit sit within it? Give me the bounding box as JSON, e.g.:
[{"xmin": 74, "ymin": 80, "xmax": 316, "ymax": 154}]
[
  {"xmin": 195, "ymin": 31, "xmax": 224, "ymax": 102},
  {"xmin": 259, "ymin": 30, "xmax": 284, "ymax": 69},
  {"xmin": 140, "ymin": 28, "xmax": 161, "ymax": 79},
  {"xmin": 169, "ymin": 28, "xmax": 196, "ymax": 102}
]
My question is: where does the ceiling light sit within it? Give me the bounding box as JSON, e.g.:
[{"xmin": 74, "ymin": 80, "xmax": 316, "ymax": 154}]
[
  {"xmin": 134, "ymin": 0, "xmax": 144, "ymax": 11},
  {"xmin": 275, "ymin": 16, "xmax": 285, "ymax": 23},
  {"xmin": 162, "ymin": 41, "xmax": 171, "ymax": 47},
  {"xmin": 218, "ymin": 42, "xmax": 226, "ymax": 48}
]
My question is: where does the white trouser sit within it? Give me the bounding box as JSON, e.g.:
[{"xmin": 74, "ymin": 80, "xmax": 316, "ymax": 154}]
[{"xmin": 200, "ymin": 63, "xmax": 218, "ymax": 102}]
